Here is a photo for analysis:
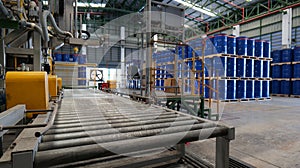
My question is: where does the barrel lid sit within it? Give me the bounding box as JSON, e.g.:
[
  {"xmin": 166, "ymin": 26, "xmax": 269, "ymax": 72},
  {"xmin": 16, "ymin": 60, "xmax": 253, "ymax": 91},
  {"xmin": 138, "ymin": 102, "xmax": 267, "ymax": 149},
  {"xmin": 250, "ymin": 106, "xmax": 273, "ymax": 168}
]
[{"xmin": 255, "ymin": 39, "xmax": 263, "ymax": 42}]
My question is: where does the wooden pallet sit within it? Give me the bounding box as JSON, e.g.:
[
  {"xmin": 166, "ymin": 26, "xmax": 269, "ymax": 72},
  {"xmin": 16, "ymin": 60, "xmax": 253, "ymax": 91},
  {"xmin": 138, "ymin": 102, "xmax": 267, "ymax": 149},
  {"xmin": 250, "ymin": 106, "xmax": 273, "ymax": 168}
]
[
  {"xmin": 254, "ymin": 77, "xmax": 272, "ymax": 81},
  {"xmin": 291, "ymin": 78, "xmax": 300, "ymax": 81},
  {"xmin": 290, "ymin": 95, "xmax": 300, "ymax": 98},
  {"xmin": 271, "ymin": 94, "xmax": 290, "ymax": 97},
  {"xmin": 238, "ymin": 98, "xmax": 256, "ymax": 102},
  {"xmin": 271, "ymin": 78, "xmax": 290, "ymax": 81},
  {"xmin": 238, "ymin": 55, "xmax": 257, "ymax": 59},
  {"xmin": 256, "ymin": 97, "xmax": 272, "ymax": 101},
  {"xmin": 271, "ymin": 62, "xmax": 292, "ymax": 66},
  {"xmin": 292, "ymin": 61, "xmax": 300, "ymax": 64},
  {"xmin": 240, "ymin": 77, "xmax": 256, "ymax": 80}
]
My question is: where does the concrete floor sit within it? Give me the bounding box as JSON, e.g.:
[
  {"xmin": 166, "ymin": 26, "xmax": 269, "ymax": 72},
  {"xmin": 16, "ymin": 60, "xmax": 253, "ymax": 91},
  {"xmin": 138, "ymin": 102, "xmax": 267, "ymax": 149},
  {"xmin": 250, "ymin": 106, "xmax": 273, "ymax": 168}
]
[{"xmin": 186, "ymin": 97, "xmax": 300, "ymax": 168}]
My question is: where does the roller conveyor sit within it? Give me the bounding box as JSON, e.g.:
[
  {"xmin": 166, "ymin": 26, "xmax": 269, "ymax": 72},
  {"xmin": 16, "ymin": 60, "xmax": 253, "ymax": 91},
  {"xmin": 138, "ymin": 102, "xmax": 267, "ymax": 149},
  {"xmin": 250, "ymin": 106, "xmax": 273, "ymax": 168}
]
[{"xmin": 0, "ymin": 89, "xmax": 235, "ymax": 168}]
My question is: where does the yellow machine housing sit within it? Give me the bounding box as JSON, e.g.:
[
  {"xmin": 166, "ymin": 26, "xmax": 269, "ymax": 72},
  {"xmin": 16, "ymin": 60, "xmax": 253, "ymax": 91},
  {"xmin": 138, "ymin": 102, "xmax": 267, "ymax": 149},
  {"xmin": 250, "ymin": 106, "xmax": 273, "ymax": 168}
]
[
  {"xmin": 6, "ymin": 72, "xmax": 49, "ymax": 118},
  {"xmin": 48, "ymin": 75, "xmax": 57, "ymax": 97},
  {"xmin": 57, "ymin": 77, "xmax": 62, "ymax": 91}
]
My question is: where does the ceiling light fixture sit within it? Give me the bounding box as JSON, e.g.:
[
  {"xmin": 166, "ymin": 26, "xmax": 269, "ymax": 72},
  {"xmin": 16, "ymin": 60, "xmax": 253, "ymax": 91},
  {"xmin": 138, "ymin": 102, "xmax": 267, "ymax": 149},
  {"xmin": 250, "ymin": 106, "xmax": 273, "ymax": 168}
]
[
  {"xmin": 73, "ymin": 2, "xmax": 106, "ymax": 8},
  {"xmin": 174, "ymin": 0, "xmax": 216, "ymax": 17}
]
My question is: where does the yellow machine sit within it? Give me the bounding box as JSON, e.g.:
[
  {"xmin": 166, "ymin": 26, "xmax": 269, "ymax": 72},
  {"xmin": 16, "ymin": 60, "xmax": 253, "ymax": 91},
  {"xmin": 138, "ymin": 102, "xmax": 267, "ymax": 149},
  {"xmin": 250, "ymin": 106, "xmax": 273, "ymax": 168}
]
[
  {"xmin": 48, "ymin": 75, "xmax": 57, "ymax": 97},
  {"xmin": 6, "ymin": 72, "xmax": 49, "ymax": 118},
  {"xmin": 57, "ymin": 77, "xmax": 62, "ymax": 92}
]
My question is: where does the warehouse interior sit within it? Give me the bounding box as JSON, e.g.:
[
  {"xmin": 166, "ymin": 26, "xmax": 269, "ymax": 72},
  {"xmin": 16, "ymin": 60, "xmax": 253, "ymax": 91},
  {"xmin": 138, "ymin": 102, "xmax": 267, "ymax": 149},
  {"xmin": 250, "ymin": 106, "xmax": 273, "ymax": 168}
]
[{"xmin": 0, "ymin": 0, "xmax": 300, "ymax": 168}]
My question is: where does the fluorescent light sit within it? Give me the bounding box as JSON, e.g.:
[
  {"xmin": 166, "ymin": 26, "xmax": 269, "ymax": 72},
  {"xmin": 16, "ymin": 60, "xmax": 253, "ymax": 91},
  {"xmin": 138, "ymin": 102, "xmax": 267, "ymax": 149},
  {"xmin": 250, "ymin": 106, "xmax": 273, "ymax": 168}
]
[
  {"xmin": 74, "ymin": 2, "xmax": 106, "ymax": 8},
  {"xmin": 174, "ymin": 0, "xmax": 216, "ymax": 17}
]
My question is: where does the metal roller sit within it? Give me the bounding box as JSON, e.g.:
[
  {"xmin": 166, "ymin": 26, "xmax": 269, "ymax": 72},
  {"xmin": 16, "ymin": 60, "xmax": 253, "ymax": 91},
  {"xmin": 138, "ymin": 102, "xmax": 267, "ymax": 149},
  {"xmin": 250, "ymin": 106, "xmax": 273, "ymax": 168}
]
[
  {"xmin": 39, "ymin": 123, "xmax": 217, "ymax": 151},
  {"xmin": 54, "ymin": 110, "xmax": 176, "ymax": 121},
  {"xmin": 50, "ymin": 116, "xmax": 193, "ymax": 130},
  {"xmin": 54, "ymin": 113, "xmax": 182, "ymax": 125},
  {"xmin": 42, "ymin": 116, "xmax": 194, "ymax": 142},
  {"xmin": 35, "ymin": 127, "xmax": 228, "ymax": 167}
]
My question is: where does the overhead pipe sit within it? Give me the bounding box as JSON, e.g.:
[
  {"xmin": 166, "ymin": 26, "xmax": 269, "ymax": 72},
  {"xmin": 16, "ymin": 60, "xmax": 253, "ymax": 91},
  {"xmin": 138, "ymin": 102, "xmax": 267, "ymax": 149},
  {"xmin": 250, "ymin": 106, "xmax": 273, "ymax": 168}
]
[
  {"xmin": 19, "ymin": 21, "xmax": 45, "ymax": 40},
  {"xmin": 40, "ymin": 10, "xmax": 73, "ymax": 47},
  {"xmin": 0, "ymin": 0, "xmax": 12, "ymax": 19}
]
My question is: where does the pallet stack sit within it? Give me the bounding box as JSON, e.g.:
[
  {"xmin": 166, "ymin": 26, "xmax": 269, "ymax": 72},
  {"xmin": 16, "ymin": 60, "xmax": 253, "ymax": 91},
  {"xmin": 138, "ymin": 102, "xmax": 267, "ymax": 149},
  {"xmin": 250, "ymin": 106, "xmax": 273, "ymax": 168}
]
[
  {"xmin": 271, "ymin": 47, "xmax": 300, "ymax": 97},
  {"xmin": 186, "ymin": 34, "xmax": 272, "ymax": 102}
]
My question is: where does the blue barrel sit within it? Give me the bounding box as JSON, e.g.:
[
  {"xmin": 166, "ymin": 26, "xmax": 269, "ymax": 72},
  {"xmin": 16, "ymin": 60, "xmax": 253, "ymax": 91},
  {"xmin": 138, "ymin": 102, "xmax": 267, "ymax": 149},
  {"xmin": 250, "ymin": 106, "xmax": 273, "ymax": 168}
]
[
  {"xmin": 272, "ymin": 65, "xmax": 281, "ymax": 78},
  {"xmin": 263, "ymin": 41, "xmax": 270, "ymax": 58},
  {"xmin": 282, "ymin": 49, "xmax": 293, "ymax": 62},
  {"xmin": 281, "ymin": 80, "xmax": 291, "ymax": 94},
  {"xmin": 255, "ymin": 40, "xmax": 264, "ymax": 57},
  {"xmin": 54, "ymin": 53, "xmax": 62, "ymax": 61},
  {"xmin": 293, "ymin": 80, "xmax": 300, "ymax": 95},
  {"xmin": 205, "ymin": 36, "xmax": 215, "ymax": 56},
  {"xmin": 272, "ymin": 50, "xmax": 282, "ymax": 63},
  {"xmin": 282, "ymin": 64, "xmax": 292, "ymax": 78},
  {"xmin": 217, "ymin": 79, "xmax": 227, "ymax": 100},
  {"xmin": 236, "ymin": 58, "xmax": 246, "ymax": 77},
  {"xmin": 294, "ymin": 46, "xmax": 300, "ymax": 61},
  {"xmin": 185, "ymin": 79, "xmax": 191, "ymax": 93},
  {"xmin": 62, "ymin": 54, "xmax": 70, "ymax": 62},
  {"xmin": 78, "ymin": 67, "xmax": 86, "ymax": 86},
  {"xmin": 227, "ymin": 57, "xmax": 236, "ymax": 77},
  {"xmin": 187, "ymin": 46, "xmax": 193, "ymax": 58},
  {"xmin": 214, "ymin": 34, "xmax": 227, "ymax": 54},
  {"xmin": 254, "ymin": 81, "xmax": 262, "ymax": 98},
  {"xmin": 227, "ymin": 80, "xmax": 236, "ymax": 99},
  {"xmin": 262, "ymin": 81, "xmax": 270, "ymax": 98},
  {"xmin": 247, "ymin": 39, "xmax": 255, "ymax": 56},
  {"xmin": 177, "ymin": 46, "xmax": 183, "ymax": 59},
  {"xmin": 177, "ymin": 63, "xmax": 182, "ymax": 78},
  {"xmin": 237, "ymin": 37, "xmax": 248, "ymax": 55},
  {"xmin": 246, "ymin": 59, "xmax": 254, "ymax": 77},
  {"xmin": 254, "ymin": 60, "xmax": 263, "ymax": 78},
  {"xmin": 294, "ymin": 64, "xmax": 300, "ymax": 78},
  {"xmin": 156, "ymin": 66, "xmax": 160, "ymax": 78},
  {"xmin": 72, "ymin": 54, "xmax": 79, "ymax": 62},
  {"xmin": 204, "ymin": 80, "xmax": 210, "ymax": 98},
  {"xmin": 155, "ymin": 80, "xmax": 160, "ymax": 90},
  {"xmin": 263, "ymin": 61, "xmax": 270, "ymax": 78},
  {"xmin": 78, "ymin": 55, "xmax": 87, "ymax": 64},
  {"xmin": 236, "ymin": 80, "xmax": 246, "ymax": 99},
  {"xmin": 194, "ymin": 80, "xmax": 199, "ymax": 94},
  {"xmin": 246, "ymin": 80, "xmax": 255, "ymax": 98},
  {"xmin": 227, "ymin": 36, "xmax": 236, "ymax": 54},
  {"xmin": 272, "ymin": 80, "xmax": 281, "ymax": 94},
  {"xmin": 195, "ymin": 60, "xmax": 209, "ymax": 78},
  {"xmin": 212, "ymin": 57, "xmax": 227, "ymax": 77},
  {"xmin": 160, "ymin": 80, "xmax": 164, "ymax": 91},
  {"xmin": 161, "ymin": 65, "xmax": 165, "ymax": 78}
]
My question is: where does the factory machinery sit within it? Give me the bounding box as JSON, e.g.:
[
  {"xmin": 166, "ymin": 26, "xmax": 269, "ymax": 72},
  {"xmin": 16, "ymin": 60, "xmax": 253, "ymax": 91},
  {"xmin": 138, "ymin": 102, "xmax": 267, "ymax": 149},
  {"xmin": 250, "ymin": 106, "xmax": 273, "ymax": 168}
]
[{"xmin": 0, "ymin": 89, "xmax": 235, "ymax": 168}]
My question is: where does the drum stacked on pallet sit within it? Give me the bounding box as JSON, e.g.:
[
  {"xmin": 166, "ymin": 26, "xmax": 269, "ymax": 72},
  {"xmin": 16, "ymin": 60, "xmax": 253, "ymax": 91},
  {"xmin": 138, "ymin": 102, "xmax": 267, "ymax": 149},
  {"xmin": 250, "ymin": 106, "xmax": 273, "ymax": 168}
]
[
  {"xmin": 185, "ymin": 34, "xmax": 271, "ymax": 102},
  {"xmin": 150, "ymin": 34, "xmax": 272, "ymax": 102},
  {"xmin": 271, "ymin": 47, "xmax": 300, "ymax": 97}
]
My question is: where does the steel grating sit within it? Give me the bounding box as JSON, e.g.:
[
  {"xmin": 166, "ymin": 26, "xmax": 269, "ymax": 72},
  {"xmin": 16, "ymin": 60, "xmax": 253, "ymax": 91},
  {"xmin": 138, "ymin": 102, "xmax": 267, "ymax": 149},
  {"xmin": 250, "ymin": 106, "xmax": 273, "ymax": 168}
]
[{"xmin": 34, "ymin": 89, "xmax": 234, "ymax": 167}]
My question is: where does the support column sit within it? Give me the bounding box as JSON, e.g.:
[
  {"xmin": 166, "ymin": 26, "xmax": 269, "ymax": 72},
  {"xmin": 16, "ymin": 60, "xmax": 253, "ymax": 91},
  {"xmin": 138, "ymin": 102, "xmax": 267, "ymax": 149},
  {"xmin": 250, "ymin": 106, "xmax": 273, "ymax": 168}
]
[
  {"xmin": 33, "ymin": 32, "xmax": 42, "ymax": 71},
  {"xmin": 120, "ymin": 26, "xmax": 126, "ymax": 88},
  {"xmin": 282, "ymin": 8, "xmax": 292, "ymax": 49},
  {"xmin": 216, "ymin": 137, "xmax": 230, "ymax": 168},
  {"xmin": 145, "ymin": 0, "xmax": 152, "ymax": 97}
]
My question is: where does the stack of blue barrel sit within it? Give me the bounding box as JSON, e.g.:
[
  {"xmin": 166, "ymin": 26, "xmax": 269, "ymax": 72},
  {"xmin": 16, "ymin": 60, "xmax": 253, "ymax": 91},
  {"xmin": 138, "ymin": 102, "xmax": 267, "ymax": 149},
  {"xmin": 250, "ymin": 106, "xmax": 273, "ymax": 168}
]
[
  {"xmin": 153, "ymin": 50, "xmax": 177, "ymax": 91},
  {"xmin": 54, "ymin": 53, "xmax": 78, "ymax": 62},
  {"xmin": 77, "ymin": 55, "xmax": 87, "ymax": 86},
  {"xmin": 271, "ymin": 47, "xmax": 300, "ymax": 96}
]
